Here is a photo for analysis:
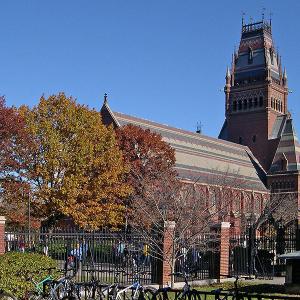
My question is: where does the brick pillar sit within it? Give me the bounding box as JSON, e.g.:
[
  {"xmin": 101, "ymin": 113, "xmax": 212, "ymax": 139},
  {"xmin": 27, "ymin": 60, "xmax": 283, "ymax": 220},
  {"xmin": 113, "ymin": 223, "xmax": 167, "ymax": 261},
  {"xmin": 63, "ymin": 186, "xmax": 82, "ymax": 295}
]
[
  {"xmin": 219, "ymin": 221, "xmax": 230, "ymax": 278},
  {"xmin": 0, "ymin": 216, "xmax": 6, "ymax": 255},
  {"xmin": 161, "ymin": 221, "xmax": 175, "ymax": 286}
]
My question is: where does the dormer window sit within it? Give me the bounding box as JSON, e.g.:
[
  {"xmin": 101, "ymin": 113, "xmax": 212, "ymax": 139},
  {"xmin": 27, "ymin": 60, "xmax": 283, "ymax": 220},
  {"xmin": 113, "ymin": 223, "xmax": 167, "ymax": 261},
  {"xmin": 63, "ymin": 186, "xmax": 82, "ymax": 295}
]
[{"xmin": 248, "ymin": 47, "xmax": 253, "ymax": 64}]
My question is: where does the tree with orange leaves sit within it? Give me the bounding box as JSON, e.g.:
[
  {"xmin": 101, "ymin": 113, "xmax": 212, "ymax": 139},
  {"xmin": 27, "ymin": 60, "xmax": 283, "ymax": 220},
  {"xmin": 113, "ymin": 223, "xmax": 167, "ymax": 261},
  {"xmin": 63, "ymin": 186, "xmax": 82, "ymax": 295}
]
[{"xmin": 21, "ymin": 93, "xmax": 131, "ymax": 229}]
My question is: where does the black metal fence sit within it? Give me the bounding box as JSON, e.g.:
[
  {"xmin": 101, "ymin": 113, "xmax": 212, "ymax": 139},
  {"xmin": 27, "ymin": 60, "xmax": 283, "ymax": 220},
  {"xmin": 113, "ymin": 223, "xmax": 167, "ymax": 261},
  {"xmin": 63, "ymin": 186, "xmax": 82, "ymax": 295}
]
[
  {"xmin": 5, "ymin": 227, "xmax": 160, "ymax": 284},
  {"xmin": 5, "ymin": 227, "xmax": 221, "ymax": 284},
  {"xmin": 229, "ymin": 220, "xmax": 298, "ymax": 279},
  {"xmin": 174, "ymin": 234, "xmax": 220, "ymax": 282}
]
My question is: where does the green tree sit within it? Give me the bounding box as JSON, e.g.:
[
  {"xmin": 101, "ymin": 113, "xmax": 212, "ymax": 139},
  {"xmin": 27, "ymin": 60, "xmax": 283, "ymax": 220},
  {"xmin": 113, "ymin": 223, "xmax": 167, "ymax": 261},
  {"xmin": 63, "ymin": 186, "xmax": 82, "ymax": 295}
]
[{"xmin": 24, "ymin": 93, "xmax": 131, "ymax": 229}]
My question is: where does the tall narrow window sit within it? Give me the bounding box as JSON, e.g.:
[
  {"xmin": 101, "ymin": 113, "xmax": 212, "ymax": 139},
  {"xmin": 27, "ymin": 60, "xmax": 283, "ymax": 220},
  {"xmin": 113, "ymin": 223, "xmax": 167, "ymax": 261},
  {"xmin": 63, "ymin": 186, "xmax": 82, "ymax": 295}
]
[
  {"xmin": 238, "ymin": 136, "xmax": 243, "ymax": 145},
  {"xmin": 259, "ymin": 96, "xmax": 264, "ymax": 107},
  {"xmin": 248, "ymin": 47, "xmax": 253, "ymax": 64},
  {"xmin": 238, "ymin": 100, "xmax": 242, "ymax": 110},
  {"xmin": 248, "ymin": 98, "xmax": 253, "ymax": 109},
  {"xmin": 269, "ymin": 48, "xmax": 274, "ymax": 65},
  {"xmin": 254, "ymin": 97, "xmax": 258, "ymax": 107}
]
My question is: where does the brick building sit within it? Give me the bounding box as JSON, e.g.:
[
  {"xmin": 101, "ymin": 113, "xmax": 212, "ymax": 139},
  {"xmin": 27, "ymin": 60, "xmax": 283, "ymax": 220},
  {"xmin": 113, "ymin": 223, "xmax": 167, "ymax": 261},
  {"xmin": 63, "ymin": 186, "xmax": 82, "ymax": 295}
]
[
  {"xmin": 219, "ymin": 19, "xmax": 300, "ymax": 223},
  {"xmin": 101, "ymin": 19, "xmax": 299, "ymax": 232}
]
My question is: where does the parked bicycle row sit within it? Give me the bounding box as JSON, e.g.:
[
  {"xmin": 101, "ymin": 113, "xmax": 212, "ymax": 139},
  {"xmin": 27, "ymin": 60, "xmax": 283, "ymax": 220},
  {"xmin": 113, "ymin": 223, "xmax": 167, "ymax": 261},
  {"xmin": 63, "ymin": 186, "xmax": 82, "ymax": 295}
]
[{"xmin": 2, "ymin": 267, "xmax": 300, "ymax": 300}]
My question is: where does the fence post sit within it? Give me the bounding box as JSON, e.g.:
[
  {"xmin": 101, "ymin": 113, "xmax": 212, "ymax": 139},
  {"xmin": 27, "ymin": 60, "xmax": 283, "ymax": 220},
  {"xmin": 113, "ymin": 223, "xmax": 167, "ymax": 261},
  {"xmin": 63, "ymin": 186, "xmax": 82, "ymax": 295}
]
[
  {"xmin": 219, "ymin": 221, "xmax": 231, "ymax": 278},
  {"xmin": 161, "ymin": 220, "xmax": 175, "ymax": 286},
  {"xmin": 0, "ymin": 216, "xmax": 6, "ymax": 255}
]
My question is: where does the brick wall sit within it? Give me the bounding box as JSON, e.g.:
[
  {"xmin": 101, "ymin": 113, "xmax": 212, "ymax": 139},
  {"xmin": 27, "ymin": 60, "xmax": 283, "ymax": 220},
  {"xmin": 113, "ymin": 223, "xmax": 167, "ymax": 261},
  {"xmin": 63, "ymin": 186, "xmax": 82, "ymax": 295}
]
[{"xmin": 0, "ymin": 216, "xmax": 6, "ymax": 255}]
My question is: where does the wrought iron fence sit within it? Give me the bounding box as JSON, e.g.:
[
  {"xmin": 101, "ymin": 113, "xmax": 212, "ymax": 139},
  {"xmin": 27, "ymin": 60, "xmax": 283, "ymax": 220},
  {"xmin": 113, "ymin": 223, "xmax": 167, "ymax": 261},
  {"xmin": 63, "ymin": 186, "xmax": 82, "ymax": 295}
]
[
  {"xmin": 5, "ymin": 227, "xmax": 160, "ymax": 284},
  {"xmin": 229, "ymin": 220, "xmax": 298, "ymax": 279},
  {"xmin": 174, "ymin": 234, "xmax": 220, "ymax": 282}
]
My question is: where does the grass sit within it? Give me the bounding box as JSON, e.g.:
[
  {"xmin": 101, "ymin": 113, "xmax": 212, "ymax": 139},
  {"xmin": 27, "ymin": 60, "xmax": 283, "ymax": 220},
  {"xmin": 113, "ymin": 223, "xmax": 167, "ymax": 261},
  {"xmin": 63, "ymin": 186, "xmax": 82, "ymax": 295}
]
[{"xmin": 189, "ymin": 281, "xmax": 300, "ymax": 297}]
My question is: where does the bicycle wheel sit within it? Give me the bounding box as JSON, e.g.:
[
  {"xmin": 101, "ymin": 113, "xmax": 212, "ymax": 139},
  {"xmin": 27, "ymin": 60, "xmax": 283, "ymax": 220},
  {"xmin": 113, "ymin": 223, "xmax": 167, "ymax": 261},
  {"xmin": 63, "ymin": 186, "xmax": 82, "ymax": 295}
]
[{"xmin": 0, "ymin": 293, "xmax": 17, "ymax": 300}]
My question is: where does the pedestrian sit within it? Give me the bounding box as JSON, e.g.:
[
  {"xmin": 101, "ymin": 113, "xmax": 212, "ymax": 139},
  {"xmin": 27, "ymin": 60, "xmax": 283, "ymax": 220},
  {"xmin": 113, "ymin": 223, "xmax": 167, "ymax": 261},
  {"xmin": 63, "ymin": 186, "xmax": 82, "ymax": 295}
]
[
  {"xmin": 143, "ymin": 243, "xmax": 150, "ymax": 266},
  {"xmin": 70, "ymin": 240, "xmax": 88, "ymax": 278},
  {"xmin": 43, "ymin": 241, "xmax": 49, "ymax": 256},
  {"xmin": 19, "ymin": 238, "xmax": 25, "ymax": 253}
]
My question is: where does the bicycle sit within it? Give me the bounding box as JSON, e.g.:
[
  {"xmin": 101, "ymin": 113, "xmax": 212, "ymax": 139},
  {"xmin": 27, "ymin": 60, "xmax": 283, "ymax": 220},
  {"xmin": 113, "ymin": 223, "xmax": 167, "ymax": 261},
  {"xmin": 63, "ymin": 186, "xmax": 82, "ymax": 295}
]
[
  {"xmin": 73, "ymin": 269, "xmax": 109, "ymax": 300},
  {"xmin": 115, "ymin": 270, "xmax": 156, "ymax": 300},
  {"xmin": 26, "ymin": 267, "xmax": 77, "ymax": 300},
  {"xmin": 169, "ymin": 272, "xmax": 198, "ymax": 300}
]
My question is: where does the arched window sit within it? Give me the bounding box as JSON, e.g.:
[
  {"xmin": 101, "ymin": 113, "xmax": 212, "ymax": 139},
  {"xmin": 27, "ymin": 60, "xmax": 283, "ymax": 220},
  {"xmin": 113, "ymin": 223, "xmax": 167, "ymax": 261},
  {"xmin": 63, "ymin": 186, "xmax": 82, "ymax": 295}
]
[
  {"xmin": 259, "ymin": 96, "xmax": 264, "ymax": 107},
  {"xmin": 238, "ymin": 100, "xmax": 242, "ymax": 110},
  {"xmin": 243, "ymin": 99, "xmax": 247, "ymax": 109},
  {"xmin": 239, "ymin": 136, "xmax": 243, "ymax": 145},
  {"xmin": 210, "ymin": 191, "xmax": 217, "ymax": 208},
  {"xmin": 254, "ymin": 97, "xmax": 258, "ymax": 107},
  {"xmin": 249, "ymin": 98, "xmax": 253, "ymax": 108}
]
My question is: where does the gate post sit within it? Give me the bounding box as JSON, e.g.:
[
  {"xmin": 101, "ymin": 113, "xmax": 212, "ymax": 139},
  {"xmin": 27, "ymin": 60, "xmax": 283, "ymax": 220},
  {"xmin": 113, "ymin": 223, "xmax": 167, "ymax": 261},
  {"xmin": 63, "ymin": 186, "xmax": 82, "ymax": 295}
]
[
  {"xmin": 161, "ymin": 221, "xmax": 175, "ymax": 286},
  {"xmin": 0, "ymin": 216, "xmax": 6, "ymax": 255},
  {"xmin": 219, "ymin": 222, "xmax": 231, "ymax": 278}
]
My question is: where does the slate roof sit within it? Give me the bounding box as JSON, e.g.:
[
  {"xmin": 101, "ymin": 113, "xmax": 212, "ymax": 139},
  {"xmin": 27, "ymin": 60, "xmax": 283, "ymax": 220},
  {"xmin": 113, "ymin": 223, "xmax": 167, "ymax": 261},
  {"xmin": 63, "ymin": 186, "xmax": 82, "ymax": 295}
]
[
  {"xmin": 269, "ymin": 117, "xmax": 300, "ymax": 173},
  {"xmin": 235, "ymin": 21, "xmax": 280, "ymax": 83},
  {"xmin": 101, "ymin": 102, "xmax": 268, "ymax": 192}
]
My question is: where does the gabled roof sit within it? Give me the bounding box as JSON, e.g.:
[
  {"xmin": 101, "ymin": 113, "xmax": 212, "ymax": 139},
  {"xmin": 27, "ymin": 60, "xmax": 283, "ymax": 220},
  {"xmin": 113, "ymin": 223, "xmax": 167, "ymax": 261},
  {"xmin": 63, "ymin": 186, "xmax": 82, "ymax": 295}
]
[
  {"xmin": 101, "ymin": 102, "xmax": 268, "ymax": 192},
  {"xmin": 269, "ymin": 117, "xmax": 300, "ymax": 173}
]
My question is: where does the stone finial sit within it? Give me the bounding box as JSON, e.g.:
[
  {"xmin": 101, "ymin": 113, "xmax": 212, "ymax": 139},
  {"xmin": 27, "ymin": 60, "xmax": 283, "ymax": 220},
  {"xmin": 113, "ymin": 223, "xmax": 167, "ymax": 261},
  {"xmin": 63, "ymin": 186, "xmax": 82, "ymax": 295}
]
[
  {"xmin": 283, "ymin": 68, "xmax": 287, "ymax": 80},
  {"xmin": 104, "ymin": 93, "xmax": 108, "ymax": 104},
  {"xmin": 226, "ymin": 66, "xmax": 231, "ymax": 78}
]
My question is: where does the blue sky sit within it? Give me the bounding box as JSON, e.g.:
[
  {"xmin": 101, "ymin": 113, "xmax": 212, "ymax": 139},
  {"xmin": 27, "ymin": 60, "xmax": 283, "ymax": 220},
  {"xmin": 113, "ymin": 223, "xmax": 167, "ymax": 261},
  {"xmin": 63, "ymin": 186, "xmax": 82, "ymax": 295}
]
[{"xmin": 1, "ymin": 0, "xmax": 300, "ymax": 138}]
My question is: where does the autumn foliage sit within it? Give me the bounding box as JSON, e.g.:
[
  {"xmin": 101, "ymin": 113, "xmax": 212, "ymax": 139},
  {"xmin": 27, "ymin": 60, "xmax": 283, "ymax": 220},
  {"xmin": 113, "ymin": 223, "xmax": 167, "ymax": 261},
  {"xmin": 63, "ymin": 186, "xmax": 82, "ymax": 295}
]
[
  {"xmin": 117, "ymin": 124, "xmax": 177, "ymax": 199},
  {"xmin": 0, "ymin": 97, "xmax": 39, "ymax": 227},
  {"xmin": 22, "ymin": 93, "xmax": 132, "ymax": 229}
]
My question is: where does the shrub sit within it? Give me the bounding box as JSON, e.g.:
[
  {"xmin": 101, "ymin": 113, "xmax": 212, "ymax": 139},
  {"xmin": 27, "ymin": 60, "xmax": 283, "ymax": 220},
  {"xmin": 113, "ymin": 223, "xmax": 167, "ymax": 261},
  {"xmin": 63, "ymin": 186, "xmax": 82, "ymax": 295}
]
[{"xmin": 0, "ymin": 252, "xmax": 58, "ymax": 299}]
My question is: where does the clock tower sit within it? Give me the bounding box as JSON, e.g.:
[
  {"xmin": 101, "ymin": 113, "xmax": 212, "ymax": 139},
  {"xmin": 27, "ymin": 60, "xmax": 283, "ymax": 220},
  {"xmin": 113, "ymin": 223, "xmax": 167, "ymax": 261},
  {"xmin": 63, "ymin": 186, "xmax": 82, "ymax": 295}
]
[{"xmin": 219, "ymin": 19, "xmax": 288, "ymax": 172}]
